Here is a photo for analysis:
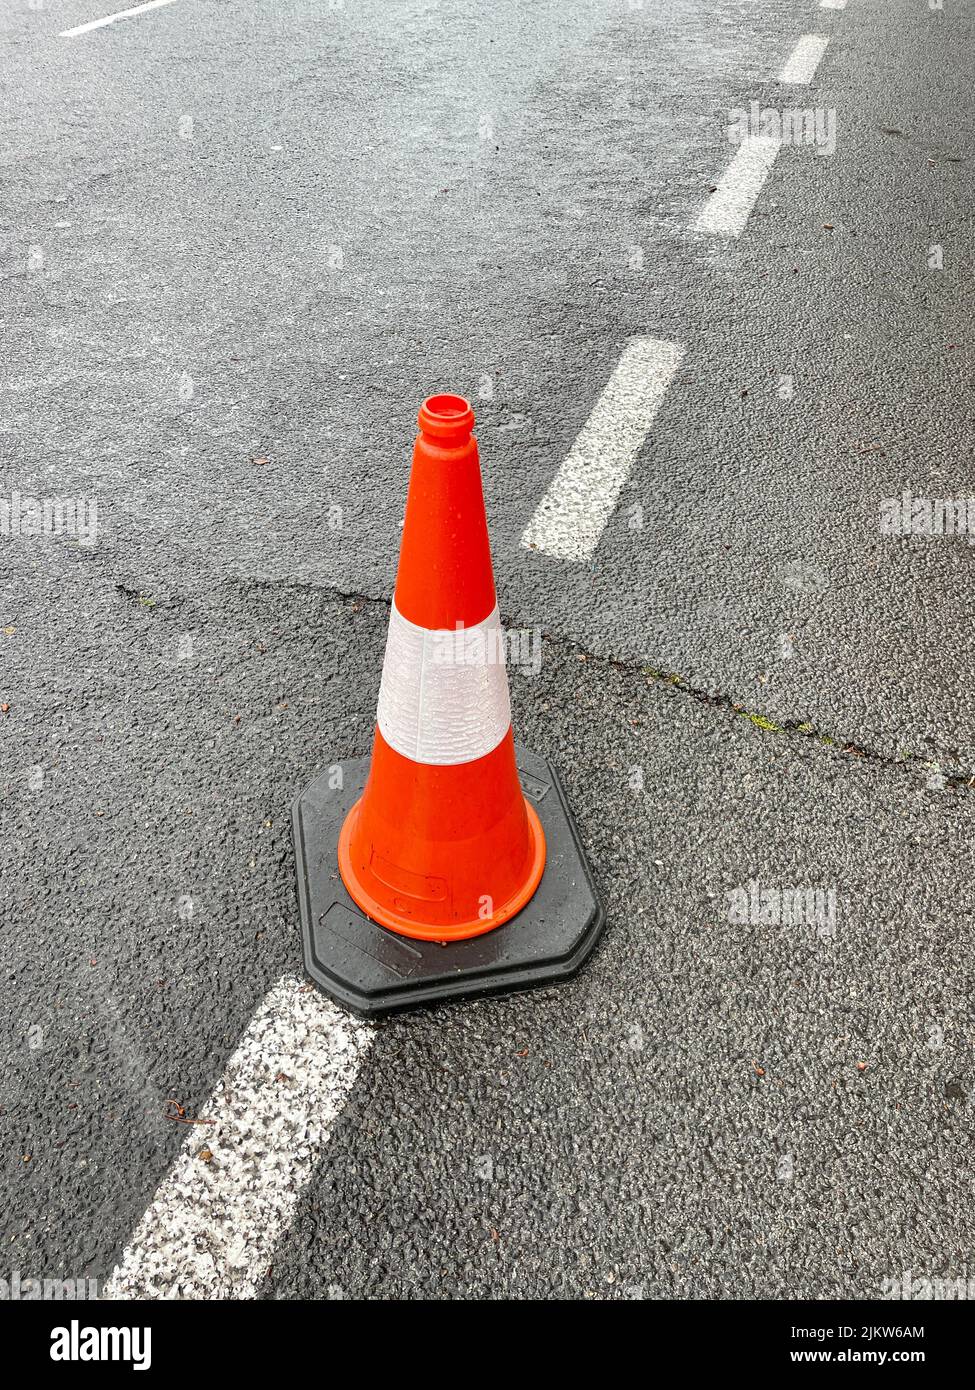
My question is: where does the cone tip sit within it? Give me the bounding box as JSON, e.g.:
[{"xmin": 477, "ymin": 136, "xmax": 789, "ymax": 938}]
[{"xmin": 418, "ymin": 393, "xmax": 475, "ymax": 445}]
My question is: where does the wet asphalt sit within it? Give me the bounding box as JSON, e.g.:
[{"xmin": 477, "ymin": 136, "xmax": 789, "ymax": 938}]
[{"xmin": 2, "ymin": 0, "xmax": 975, "ymax": 1299}]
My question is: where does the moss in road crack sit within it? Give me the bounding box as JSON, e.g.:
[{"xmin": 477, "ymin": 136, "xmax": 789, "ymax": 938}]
[{"xmin": 637, "ymin": 663, "xmax": 967, "ymax": 788}]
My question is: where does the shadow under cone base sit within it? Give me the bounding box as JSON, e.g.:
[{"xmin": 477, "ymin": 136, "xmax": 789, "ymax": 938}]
[{"xmin": 292, "ymin": 746, "xmax": 604, "ymax": 1019}]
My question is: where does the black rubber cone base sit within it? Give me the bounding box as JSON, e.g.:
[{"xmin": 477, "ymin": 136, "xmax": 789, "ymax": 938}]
[{"xmin": 292, "ymin": 745, "xmax": 604, "ymax": 1019}]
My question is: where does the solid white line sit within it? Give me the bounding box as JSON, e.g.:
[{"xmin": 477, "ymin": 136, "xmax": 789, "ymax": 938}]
[
  {"xmin": 60, "ymin": 0, "xmax": 179, "ymax": 38},
  {"xmin": 819, "ymin": 1, "xmax": 847, "ymax": 9},
  {"xmin": 694, "ymin": 136, "xmax": 781, "ymax": 238},
  {"xmin": 520, "ymin": 337, "xmax": 683, "ymax": 562},
  {"xmin": 779, "ymin": 34, "xmax": 829, "ymax": 84},
  {"xmin": 103, "ymin": 975, "xmax": 372, "ymax": 1299}
]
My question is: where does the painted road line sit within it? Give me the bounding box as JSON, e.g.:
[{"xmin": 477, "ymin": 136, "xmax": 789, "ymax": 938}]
[
  {"xmin": 103, "ymin": 975, "xmax": 372, "ymax": 1299},
  {"xmin": 693, "ymin": 136, "xmax": 781, "ymax": 238},
  {"xmin": 60, "ymin": 0, "xmax": 179, "ymax": 38},
  {"xmin": 520, "ymin": 336, "xmax": 683, "ymax": 562},
  {"xmin": 779, "ymin": 34, "xmax": 829, "ymax": 84},
  {"xmin": 819, "ymin": 1, "xmax": 847, "ymax": 9}
]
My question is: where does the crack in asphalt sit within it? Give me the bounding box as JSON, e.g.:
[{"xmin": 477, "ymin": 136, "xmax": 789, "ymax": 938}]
[
  {"xmin": 116, "ymin": 573, "xmax": 974, "ymax": 793},
  {"xmin": 622, "ymin": 661, "xmax": 972, "ymax": 792}
]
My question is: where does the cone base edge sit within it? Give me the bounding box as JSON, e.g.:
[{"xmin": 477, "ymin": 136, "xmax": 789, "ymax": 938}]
[{"xmin": 292, "ymin": 746, "xmax": 604, "ymax": 1019}]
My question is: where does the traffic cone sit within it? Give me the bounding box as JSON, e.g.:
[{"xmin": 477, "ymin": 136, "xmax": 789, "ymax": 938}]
[
  {"xmin": 292, "ymin": 392, "xmax": 604, "ymax": 1017},
  {"xmin": 338, "ymin": 393, "xmax": 545, "ymax": 941}
]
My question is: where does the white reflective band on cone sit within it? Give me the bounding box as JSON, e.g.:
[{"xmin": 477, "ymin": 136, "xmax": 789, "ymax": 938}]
[{"xmin": 376, "ymin": 601, "xmax": 512, "ymax": 765}]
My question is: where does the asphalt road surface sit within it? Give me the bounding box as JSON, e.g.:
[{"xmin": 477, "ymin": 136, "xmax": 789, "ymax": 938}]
[{"xmin": 3, "ymin": 0, "xmax": 975, "ymax": 1301}]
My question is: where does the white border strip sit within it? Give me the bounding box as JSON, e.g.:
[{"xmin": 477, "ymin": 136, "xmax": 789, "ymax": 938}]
[
  {"xmin": 779, "ymin": 34, "xmax": 829, "ymax": 84},
  {"xmin": 520, "ymin": 336, "xmax": 683, "ymax": 562},
  {"xmin": 61, "ymin": 0, "xmax": 179, "ymax": 38},
  {"xmin": 377, "ymin": 601, "xmax": 511, "ymax": 765},
  {"xmin": 103, "ymin": 976, "xmax": 372, "ymax": 1299},
  {"xmin": 694, "ymin": 137, "xmax": 782, "ymax": 238}
]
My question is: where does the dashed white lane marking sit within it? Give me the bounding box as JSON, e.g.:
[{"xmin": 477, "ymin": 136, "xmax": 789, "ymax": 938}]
[
  {"xmin": 819, "ymin": 0, "xmax": 847, "ymax": 9},
  {"xmin": 778, "ymin": 34, "xmax": 830, "ymax": 84},
  {"xmin": 693, "ymin": 136, "xmax": 781, "ymax": 238},
  {"xmin": 103, "ymin": 976, "xmax": 372, "ymax": 1299},
  {"xmin": 520, "ymin": 336, "xmax": 683, "ymax": 562},
  {"xmin": 60, "ymin": 0, "xmax": 179, "ymax": 38}
]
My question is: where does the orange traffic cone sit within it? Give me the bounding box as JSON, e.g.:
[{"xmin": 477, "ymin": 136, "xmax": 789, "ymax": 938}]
[
  {"xmin": 338, "ymin": 394, "xmax": 545, "ymax": 941},
  {"xmin": 292, "ymin": 392, "xmax": 603, "ymax": 1017}
]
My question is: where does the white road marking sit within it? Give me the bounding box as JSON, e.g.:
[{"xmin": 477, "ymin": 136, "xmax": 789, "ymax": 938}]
[
  {"xmin": 520, "ymin": 336, "xmax": 683, "ymax": 562},
  {"xmin": 60, "ymin": 0, "xmax": 179, "ymax": 38},
  {"xmin": 819, "ymin": 0, "xmax": 847, "ymax": 9},
  {"xmin": 103, "ymin": 975, "xmax": 372, "ymax": 1299},
  {"xmin": 693, "ymin": 136, "xmax": 781, "ymax": 238},
  {"xmin": 779, "ymin": 34, "xmax": 830, "ymax": 84}
]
